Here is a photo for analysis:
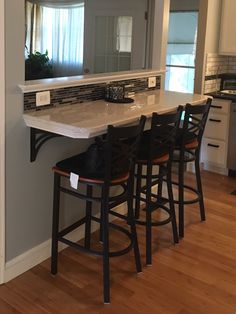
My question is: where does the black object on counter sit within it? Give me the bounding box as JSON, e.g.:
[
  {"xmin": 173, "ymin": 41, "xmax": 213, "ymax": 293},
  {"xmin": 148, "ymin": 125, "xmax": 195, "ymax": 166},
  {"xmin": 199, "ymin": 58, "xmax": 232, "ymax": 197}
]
[
  {"xmin": 105, "ymin": 84, "xmax": 125, "ymax": 101},
  {"xmin": 105, "ymin": 97, "xmax": 134, "ymax": 104},
  {"xmin": 206, "ymin": 91, "xmax": 236, "ymax": 101}
]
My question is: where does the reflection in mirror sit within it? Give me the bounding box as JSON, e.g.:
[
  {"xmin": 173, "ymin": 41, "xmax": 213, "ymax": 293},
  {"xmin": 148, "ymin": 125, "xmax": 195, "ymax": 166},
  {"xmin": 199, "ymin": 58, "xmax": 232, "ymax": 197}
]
[
  {"xmin": 93, "ymin": 16, "xmax": 133, "ymax": 74},
  {"xmin": 25, "ymin": 0, "xmax": 148, "ymax": 80}
]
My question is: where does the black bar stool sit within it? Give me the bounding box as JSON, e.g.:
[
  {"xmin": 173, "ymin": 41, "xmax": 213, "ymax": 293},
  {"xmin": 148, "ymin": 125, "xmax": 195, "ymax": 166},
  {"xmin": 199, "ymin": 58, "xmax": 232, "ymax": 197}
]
[
  {"xmin": 172, "ymin": 98, "xmax": 212, "ymax": 238},
  {"xmin": 51, "ymin": 116, "xmax": 146, "ymax": 304},
  {"xmin": 134, "ymin": 107, "xmax": 183, "ymax": 265}
]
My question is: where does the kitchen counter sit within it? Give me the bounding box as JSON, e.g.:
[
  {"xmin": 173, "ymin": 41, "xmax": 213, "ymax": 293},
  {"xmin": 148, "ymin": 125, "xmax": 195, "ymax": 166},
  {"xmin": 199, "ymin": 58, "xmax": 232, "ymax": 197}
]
[{"xmin": 23, "ymin": 90, "xmax": 209, "ymax": 139}]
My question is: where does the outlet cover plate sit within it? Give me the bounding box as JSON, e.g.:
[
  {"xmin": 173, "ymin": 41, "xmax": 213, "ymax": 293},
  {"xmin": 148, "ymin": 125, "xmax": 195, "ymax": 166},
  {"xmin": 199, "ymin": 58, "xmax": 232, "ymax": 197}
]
[
  {"xmin": 148, "ymin": 76, "xmax": 156, "ymax": 88},
  {"xmin": 36, "ymin": 91, "xmax": 51, "ymax": 107}
]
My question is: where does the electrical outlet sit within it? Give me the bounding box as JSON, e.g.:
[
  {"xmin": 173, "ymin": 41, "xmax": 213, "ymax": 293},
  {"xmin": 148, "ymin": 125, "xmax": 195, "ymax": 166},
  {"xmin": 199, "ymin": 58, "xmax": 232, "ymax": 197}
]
[
  {"xmin": 36, "ymin": 91, "xmax": 50, "ymax": 107},
  {"xmin": 148, "ymin": 76, "xmax": 156, "ymax": 88}
]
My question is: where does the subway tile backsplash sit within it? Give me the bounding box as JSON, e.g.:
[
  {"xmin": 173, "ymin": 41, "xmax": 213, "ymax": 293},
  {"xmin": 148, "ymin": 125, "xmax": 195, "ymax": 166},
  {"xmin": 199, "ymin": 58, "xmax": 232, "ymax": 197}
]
[
  {"xmin": 204, "ymin": 53, "xmax": 236, "ymax": 93},
  {"xmin": 24, "ymin": 76, "xmax": 161, "ymax": 112}
]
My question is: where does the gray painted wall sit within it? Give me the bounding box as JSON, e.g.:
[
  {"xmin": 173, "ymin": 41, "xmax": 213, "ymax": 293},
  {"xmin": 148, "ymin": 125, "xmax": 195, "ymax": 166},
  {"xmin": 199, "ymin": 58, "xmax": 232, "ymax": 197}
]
[
  {"xmin": 5, "ymin": 0, "xmax": 93, "ymax": 261},
  {"xmin": 4, "ymin": 0, "xmax": 205, "ymax": 262},
  {"xmin": 4, "ymin": 0, "xmax": 164, "ymax": 263}
]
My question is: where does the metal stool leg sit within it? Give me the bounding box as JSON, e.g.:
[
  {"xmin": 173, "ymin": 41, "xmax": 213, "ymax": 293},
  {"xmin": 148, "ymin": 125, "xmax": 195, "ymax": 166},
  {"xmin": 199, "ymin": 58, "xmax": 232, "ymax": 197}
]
[
  {"xmin": 135, "ymin": 164, "xmax": 142, "ymax": 219},
  {"xmin": 85, "ymin": 185, "xmax": 93, "ymax": 249},
  {"xmin": 195, "ymin": 153, "xmax": 206, "ymax": 221},
  {"xmin": 178, "ymin": 155, "xmax": 185, "ymax": 238},
  {"xmin": 51, "ymin": 172, "xmax": 61, "ymax": 275},
  {"xmin": 146, "ymin": 164, "xmax": 153, "ymax": 266},
  {"xmin": 101, "ymin": 187, "xmax": 110, "ymax": 304},
  {"xmin": 100, "ymin": 208, "xmax": 104, "ymax": 243},
  {"xmin": 166, "ymin": 163, "xmax": 179, "ymax": 244},
  {"xmin": 127, "ymin": 171, "xmax": 142, "ymax": 273},
  {"xmin": 157, "ymin": 165, "xmax": 164, "ymax": 201}
]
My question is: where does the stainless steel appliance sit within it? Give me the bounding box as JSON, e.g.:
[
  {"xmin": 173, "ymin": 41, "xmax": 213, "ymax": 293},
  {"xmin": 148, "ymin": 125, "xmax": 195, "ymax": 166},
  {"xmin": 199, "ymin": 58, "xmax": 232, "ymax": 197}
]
[
  {"xmin": 227, "ymin": 102, "xmax": 236, "ymax": 172},
  {"xmin": 221, "ymin": 77, "xmax": 236, "ymax": 91},
  {"xmin": 218, "ymin": 76, "xmax": 236, "ymax": 173}
]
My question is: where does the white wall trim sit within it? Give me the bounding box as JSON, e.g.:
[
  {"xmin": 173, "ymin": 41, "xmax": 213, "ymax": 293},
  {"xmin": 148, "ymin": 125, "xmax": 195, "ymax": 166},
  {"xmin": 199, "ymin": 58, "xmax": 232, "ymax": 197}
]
[
  {"xmin": 5, "ymin": 203, "xmax": 127, "ymax": 282},
  {"xmin": 5, "ymin": 224, "xmax": 85, "ymax": 282},
  {"xmin": 4, "ymin": 183, "xmax": 158, "ymax": 283},
  {"xmin": 19, "ymin": 69, "xmax": 165, "ymax": 93},
  {"xmin": 0, "ymin": 0, "xmax": 6, "ymax": 284},
  {"xmin": 194, "ymin": 0, "xmax": 208, "ymax": 94},
  {"xmin": 150, "ymin": 0, "xmax": 170, "ymax": 72}
]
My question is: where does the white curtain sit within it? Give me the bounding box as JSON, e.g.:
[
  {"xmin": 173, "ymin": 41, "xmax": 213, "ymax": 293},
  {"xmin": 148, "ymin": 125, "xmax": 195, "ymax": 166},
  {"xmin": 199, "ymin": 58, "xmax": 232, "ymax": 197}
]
[
  {"xmin": 40, "ymin": 5, "xmax": 84, "ymax": 77},
  {"xmin": 25, "ymin": 1, "xmax": 84, "ymax": 77}
]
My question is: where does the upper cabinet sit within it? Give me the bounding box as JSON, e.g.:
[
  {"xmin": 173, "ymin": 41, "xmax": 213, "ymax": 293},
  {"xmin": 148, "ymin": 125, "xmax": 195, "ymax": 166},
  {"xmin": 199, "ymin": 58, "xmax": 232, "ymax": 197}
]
[{"xmin": 219, "ymin": 0, "xmax": 236, "ymax": 55}]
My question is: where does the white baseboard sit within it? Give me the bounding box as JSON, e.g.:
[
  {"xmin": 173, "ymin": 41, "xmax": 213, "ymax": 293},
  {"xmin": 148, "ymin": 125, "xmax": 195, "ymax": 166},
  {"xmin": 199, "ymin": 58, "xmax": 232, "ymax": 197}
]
[
  {"xmin": 202, "ymin": 162, "xmax": 228, "ymax": 175},
  {"xmin": 4, "ymin": 203, "xmax": 127, "ymax": 283}
]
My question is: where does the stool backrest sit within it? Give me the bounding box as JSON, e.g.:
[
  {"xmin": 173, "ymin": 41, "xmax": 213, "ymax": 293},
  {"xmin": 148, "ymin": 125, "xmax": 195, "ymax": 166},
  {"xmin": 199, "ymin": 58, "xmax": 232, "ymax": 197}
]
[
  {"xmin": 181, "ymin": 98, "xmax": 212, "ymax": 148},
  {"xmin": 104, "ymin": 115, "xmax": 146, "ymax": 180},
  {"xmin": 148, "ymin": 106, "xmax": 183, "ymax": 160}
]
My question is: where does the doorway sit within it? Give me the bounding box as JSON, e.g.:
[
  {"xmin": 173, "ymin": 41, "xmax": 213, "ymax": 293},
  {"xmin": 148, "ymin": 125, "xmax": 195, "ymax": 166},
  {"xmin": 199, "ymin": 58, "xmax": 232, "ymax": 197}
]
[
  {"xmin": 165, "ymin": 10, "xmax": 199, "ymax": 93},
  {"xmin": 0, "ymin": 0, "xmax": 5, "ymax": 283}
]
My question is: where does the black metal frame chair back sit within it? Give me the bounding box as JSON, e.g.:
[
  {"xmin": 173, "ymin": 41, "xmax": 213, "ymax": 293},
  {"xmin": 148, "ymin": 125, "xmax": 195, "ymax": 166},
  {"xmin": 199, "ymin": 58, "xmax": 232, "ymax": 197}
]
[
  {"xmin": 134, "ymin": 106, "xmax": 183, "ymax": 265},
  {"xmin": 104, "ymin": 122, "xmax": 146, "ymax": 181},
  {"xmin": 148, "ymin": 109, "xmax": 183, "ymax": 162},
  {"xmin": 51, "ymin": 115, "xmax": 146, "ymax": 304},
  {"xmin": 173, "ymin": 98, "xmax": 212, "ymax": 238},
  {"xmin": 181, "ymin": 100, "xmax": 211, "ymax": 152}
]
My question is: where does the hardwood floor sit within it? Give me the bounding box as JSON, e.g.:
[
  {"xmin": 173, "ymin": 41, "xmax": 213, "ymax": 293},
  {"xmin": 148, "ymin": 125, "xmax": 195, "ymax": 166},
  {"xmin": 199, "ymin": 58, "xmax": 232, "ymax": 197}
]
[{"xmin": 1, "ymin": 171, "xmax": 236, "ymax": 313}]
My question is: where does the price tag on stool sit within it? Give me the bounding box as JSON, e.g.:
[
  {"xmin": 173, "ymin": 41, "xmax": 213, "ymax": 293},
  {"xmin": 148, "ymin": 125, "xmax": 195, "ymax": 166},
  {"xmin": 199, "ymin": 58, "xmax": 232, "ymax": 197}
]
[{"xmin": 70, "ymin": 172, "xmax": 79, "ymax": 189}]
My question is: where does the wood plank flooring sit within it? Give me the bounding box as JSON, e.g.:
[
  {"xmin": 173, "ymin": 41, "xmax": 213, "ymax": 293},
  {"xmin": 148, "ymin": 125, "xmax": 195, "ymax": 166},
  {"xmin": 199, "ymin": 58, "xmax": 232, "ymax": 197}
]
[{"xmin": 1, "ymin": 170, "xmax": 236, "ymax": 313}]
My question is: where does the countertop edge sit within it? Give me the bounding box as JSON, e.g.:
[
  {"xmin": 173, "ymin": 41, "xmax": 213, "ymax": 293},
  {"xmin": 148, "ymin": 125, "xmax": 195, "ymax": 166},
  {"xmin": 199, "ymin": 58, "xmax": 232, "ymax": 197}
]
[{"xmin": 23, "ymin": 90, "xmax": 208, "ymax": 139}]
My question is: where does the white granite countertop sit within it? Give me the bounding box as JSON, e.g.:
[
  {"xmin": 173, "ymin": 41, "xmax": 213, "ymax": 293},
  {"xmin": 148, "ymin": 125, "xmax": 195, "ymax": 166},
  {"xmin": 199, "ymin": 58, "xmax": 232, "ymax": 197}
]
[{"xmin": 23, "ymin": 90, "xmax": 209, "ymax": 139}]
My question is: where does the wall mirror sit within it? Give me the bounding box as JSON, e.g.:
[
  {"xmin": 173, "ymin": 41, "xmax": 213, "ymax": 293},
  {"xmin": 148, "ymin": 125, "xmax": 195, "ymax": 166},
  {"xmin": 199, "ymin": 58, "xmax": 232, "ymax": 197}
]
[{"xmin": 25, "ymin": 0, "xmax": 149, "ymax": 80}]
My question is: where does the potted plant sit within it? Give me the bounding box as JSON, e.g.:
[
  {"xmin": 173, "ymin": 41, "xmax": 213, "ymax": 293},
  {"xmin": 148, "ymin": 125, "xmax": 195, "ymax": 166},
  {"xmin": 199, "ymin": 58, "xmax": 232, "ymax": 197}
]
[{"xmin": 25, "ymin": 50, "xmax": 53, "ymax": 80}]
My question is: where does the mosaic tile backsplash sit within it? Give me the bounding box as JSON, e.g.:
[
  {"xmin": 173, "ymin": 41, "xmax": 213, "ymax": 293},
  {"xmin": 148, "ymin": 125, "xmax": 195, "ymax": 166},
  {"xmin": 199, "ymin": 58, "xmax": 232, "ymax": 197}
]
[
  {"xmin": 204, "ymin": 53, "xmax": 236, "ymax": 94},
  {"xmin": 24, "ymin": 76, "xmax": 161, "ymax": 112}
]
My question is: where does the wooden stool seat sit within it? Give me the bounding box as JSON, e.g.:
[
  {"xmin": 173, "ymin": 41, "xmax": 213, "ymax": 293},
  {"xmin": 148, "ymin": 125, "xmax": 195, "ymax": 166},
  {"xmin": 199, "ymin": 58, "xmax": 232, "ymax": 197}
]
[
  {"xmin": 136, "ymin": 153, "xmax": 170, "ymax": 165},
  {"xmin": 53, "ymin": 166, "xmax": 129, "ymax": 184},
  {"xmin": 185, "ymin": 139, "xmax": 199, "ymax": 150}
]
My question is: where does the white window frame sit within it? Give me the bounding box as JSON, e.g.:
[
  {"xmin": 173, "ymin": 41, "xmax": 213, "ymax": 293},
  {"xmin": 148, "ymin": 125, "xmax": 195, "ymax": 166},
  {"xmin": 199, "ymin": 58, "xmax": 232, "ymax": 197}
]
[{"xmin": 0, "ymin": 0, "xmax": 5, "ymax": 284}]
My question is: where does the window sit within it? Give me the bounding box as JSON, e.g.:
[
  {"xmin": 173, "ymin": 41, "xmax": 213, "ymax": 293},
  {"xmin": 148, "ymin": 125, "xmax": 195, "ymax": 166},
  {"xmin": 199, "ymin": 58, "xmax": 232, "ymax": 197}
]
[
  {"xmin": 116, "ymin": 16, "xmax": 132, "ymax": 53},
  {"xmin": 165, "ymin": 12, "xmax": 198, "ymax": 93},
  {"xmin": 25, "ymin": 1, "xmax": 84, "ymax": 79}
]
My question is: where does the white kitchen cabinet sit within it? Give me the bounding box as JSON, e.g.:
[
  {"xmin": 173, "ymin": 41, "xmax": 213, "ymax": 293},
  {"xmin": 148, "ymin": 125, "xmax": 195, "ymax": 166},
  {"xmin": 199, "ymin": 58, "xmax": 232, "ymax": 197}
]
[
  {"xmin": 201, "ymin": 98, "xmax": 231, "ymax": 174},
  {"xmin": 219, "ymin": 0, "xmax": 236, "ymax": 55}
]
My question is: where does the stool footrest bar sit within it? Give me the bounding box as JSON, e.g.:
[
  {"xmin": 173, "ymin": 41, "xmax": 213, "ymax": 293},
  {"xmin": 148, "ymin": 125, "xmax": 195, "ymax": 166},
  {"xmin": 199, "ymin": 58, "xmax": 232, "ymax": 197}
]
[{"xmin": 58, "ymin": 217, "xmax": 87, "ymax": 237}]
